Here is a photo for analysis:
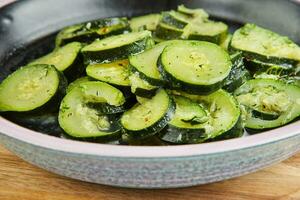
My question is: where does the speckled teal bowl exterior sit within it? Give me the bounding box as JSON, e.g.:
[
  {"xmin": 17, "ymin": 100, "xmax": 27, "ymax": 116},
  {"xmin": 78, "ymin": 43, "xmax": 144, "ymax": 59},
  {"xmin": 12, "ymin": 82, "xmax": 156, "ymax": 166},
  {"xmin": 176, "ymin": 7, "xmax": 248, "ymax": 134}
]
[{"xmin": 0, "ymin": 117, "xmax": 299, "ymax": 188}]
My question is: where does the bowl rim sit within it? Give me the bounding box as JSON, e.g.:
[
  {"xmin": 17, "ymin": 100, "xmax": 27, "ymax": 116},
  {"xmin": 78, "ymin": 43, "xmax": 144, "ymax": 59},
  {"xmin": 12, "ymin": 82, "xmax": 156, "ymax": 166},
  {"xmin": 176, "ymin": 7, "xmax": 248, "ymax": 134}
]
[{"xmin": 0, "ymin": 116, "xmax": 299, "ymax": 158}]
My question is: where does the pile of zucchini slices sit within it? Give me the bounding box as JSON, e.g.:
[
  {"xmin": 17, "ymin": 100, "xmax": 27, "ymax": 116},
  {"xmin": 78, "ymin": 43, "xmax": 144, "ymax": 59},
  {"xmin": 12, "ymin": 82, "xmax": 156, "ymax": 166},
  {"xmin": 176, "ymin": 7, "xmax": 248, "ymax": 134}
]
[{"xmin": 1, "ymin": 5, "xmax": 300, "ymax": 145}]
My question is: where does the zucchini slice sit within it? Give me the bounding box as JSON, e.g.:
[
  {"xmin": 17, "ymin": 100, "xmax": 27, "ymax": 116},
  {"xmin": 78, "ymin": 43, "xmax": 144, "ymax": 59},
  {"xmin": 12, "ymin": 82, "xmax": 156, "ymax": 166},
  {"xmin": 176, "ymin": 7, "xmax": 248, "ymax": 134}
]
[
  {"xmin": 120, "ymin": 89, "xmax": 175, "ymax": 139},
  {"xmin": 187, "ymin": 21, "xmax": 228, "ymax": 44},
  {"xmin": 130, "ymin": 14, "xmax": 161, "ymax": 31},
  {"xmin": 177, "ymin": 5, "xmax": 209, "ymax": 19},
  {"xmin": 58, "ymin": 81, "xmax": 126, "ymax": 138},
  {"xmin": 178, "ymin": 89, "xmax": 242, "ymax": 142},
  {"xmin": 154, "ymin": 23, "xmax": 184, "ymax": 40},
  {"xmin": 66, "ymin": 76, "xmax": 93, "ymax": 93},
  {"xmin": 86, "ymin": 59, "xmax": 130, "ymax": 87},
  {"xmin": 0, "ymin": 64, "xmax": 67, "ymax": 113},
  {"xmin": 234, "ymin": 79, "xmax": 300, "ymax": 130},
  {"xmin": 223, "ymin": 52, "xmax": 250, "ymax": 92},
  {"xmin": 159, "ymin": 95, "xmax": 208, "ymax": 144},
  {"xmin": 29, "ymin": 42, "xmax": 83, "ymax": 81},
  {"xmin": 55, "ymin": 17, "xmax": 130, "ymax": 47},
  {"xmin": 245, "ymin": 59, "xmax": 294, "ymax": 75},
  {"xmin": 81, "ymin": 31, "xmax": 152, "ymax": 65},
  {"xmin": 159, "ymin": 41, "xmax": 232, "ymax": 94},
  {"xmin": 161, "ymin": 11, "xmax": 191, "ymax": 29},
  {"xmin": 230, "ymin": 24, "xmax": 300, "ymax": 66},
  {"xmin": 220, "ymin": 34, "xmax": 232, "ymax": 50},
  {"xmin": 129, "ymin": 40, "xmax": 183, "ymax": 86},
  {"xmin": 128, "ymin": 72, "xmax": 158, "ymax": 98}
]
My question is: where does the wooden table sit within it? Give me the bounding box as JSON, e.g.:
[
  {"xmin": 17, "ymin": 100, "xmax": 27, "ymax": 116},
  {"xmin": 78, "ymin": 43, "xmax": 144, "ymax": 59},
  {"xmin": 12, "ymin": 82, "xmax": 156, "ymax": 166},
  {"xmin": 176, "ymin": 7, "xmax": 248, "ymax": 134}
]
[{"xmin": 0, "ymin": 145, "xmax": 300, "ymax": 200}]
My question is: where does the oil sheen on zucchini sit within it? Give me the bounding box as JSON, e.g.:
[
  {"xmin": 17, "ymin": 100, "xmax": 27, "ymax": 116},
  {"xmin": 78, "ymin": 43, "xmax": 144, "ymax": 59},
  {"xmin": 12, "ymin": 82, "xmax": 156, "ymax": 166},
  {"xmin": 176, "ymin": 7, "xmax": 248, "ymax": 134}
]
[
  {"xmin": 0, "ymin": 64, "xmax": 67, "ymax": 112},
  {"xmin": 81, "ymin": 31, "xmax": 152, "ymax": 65},
  {"xmin": 120, "ymin": 89, "xmax": 175, "ymax": 139},
  {"xmin": 29, "ymin": 42, "xmax": 83, "ymax": 81},
  {"xmin": 159, "ymin": 41, "xmax": 232, "ymax": 94},
  {"xmin": 58, "ymin": 81, "xmax": 126, "ymax": 138},
  {"xmin": 230, "ymin": 24, "xmax": 300, "ymax": 67},
  {"xmin": 128, "ymin": 72, "xmax": 158, "ymax": 98},
  {"xmin": 86, "ymin": 59, "xmax": 130, "ymax": 87},
  {"xmin": 234, "ymin": 79, "xmax": 300, "ymax": 130}
]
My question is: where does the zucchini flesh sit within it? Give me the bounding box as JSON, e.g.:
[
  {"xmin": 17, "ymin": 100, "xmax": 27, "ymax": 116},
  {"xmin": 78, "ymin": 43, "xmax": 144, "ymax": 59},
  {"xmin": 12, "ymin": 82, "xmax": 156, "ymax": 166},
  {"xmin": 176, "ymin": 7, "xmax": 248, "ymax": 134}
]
[
  {"xmin": 130, "ymin": 14, "xmax": 161, "ymax": 31},
  {"xmin": 81, "ymin": 31, "xmax": 152, "ymax": 64},
  {"xmin": 0, "ymin": 64, "xmax": 66, "ymax": 112},
  {"xmin": 154, "ymin": 23, "xmax": 184, "ymax": 40},
  {"xmin": 179, "ymin": 89, "xmax": 242, "ymax": 142},
  {"xmin": 55, "ymin": 17, "xmax": 130, "ymax": 47},
  {"xmin": 234, "ymin": 79, "xmax": 300, "ymax": 130},
  {"xmin": 86, "ymin": 60, "xmax": 130, "ymax": 87},
  {"xmin": 230, "ymin": 24, "xmax": 300, "ymax": 66},
  {"xmin": 58, "ymin": 81, "xmax": 125, "ymax": 138},
  {"xmin": 129, "ymin": 40, "xmax": 183, "ymax": 86},
  {"xmin": 120, "ymin": 89, "xmax": 175, "ymax": 139},
  {"xmin": 161, "ymin": 11, "xmax": 191, "ymax": 29},
  {"xmin": 187, "ymin": 21, "xmax": 228, "ymax": 44},
  {"xmin": 29, "ymin": 42, "xmax": 83, "ymax": 80},
  {"xmin": 66, "ymin": 76, "xmax": 93, "ymax": 93},
  {"xmin": 159, "ymin": 41, "xmax": 232, "ymax": 94},
  {"xmin": 159, "ymin": 95, "xmax": 208, "ymax": 144},
  {"xmin": 128, "ymin": 72, "xmax": 158, "ymax": 98},
  {"xmin": 177, "ymin": 5, "xmax": 209, "ymax": 19}
]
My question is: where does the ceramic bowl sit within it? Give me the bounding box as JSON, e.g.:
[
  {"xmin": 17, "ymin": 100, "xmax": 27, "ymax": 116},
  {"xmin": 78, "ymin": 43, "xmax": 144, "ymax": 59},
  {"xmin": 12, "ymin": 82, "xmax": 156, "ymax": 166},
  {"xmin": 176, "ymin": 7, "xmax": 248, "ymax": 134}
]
[{"xmin": 0, "ymin": 0, "xmax": 299, "ymax": 188}]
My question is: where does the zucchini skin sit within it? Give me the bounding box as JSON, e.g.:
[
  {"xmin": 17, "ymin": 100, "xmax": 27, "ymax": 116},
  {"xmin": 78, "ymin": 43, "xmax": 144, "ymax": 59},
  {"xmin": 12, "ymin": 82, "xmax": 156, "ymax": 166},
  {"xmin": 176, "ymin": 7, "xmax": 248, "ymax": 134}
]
[
  {"xmin": 82, "ymin": 38, "xmax": 149, "ymax": 65},
  {"xmin": 133, "ymin": 87, "xmax": 158, "ymax": 98},
  {"xmin": 244, "ymin": 59, "xmax": 294, "ymax": 75},
  {"xmin": 128, "ymin": 64, "xmax": 165, "ymax": 87},
  {"xmin": 161, "ymin": 12, "xmax": 188, "ymax": 29},
  {"xmin": 154, "ymin": 23, "xmax": 183, "ymax": 40},
  {"xmin": 122, "ymin": 93, "xmax": 176, "ymax": 139},
  {"xmin": 158, "ymin": 56, "xmax": 226, "ymax": 94}
]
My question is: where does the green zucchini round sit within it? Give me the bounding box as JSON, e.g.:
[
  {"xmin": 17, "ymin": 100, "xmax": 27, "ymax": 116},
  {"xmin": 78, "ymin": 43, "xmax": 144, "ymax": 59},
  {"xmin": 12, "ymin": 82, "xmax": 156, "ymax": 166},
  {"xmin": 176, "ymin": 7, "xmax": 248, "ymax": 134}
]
[
  {"xmin": 234, "ymin": 78, "xmax": 300, "ymax": 130},
  {"xmin": 120, "ymin": 89, "xmax": 175, "ymax": 139},
  {"xmin": 81, "ymin": 31, "xmax": 152, "ymax": 65},
  {"xmin": 159, "ymin": 41, "xmax": 232, "ymax": 94},
  {"xmin": 58, "ymin": 81, "xmax": 126, "ymax": 138},
  {"xmin": 0, "ymin": 64, "xmax": 67, "ymax": 113}
]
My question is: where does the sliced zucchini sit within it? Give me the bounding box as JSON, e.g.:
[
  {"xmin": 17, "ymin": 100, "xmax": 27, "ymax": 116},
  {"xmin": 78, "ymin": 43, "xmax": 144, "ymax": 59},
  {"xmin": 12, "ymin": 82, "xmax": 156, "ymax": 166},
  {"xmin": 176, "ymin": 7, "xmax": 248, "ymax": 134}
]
[
  {"xmin": 245, "ymin": 59, "xmax": 294, "ymax": 75},
  {"xmin": 234, "ymin": 79, "xmax": 300, "ymax": 130},
  {"xmin": 86, "ymin": 59, "xmax": 130, "ymax": 87},
  {"xmin": 187, "ymin": 21, "xmax": 228, "ymax": 44},
  {"xmin": 55, "ymin": 17, "xmax": 130, "ymax": 47},
  {"xmin": 0, "ymin": 64, "xmax": 67, "ymax": 113},
  {"xmin": 223, "ymin": 52, "xmax": 250, "ymax": 92},
  {"xmin": 129, "ymin": 40, "xmax": 183, "ymax": 86},
  {"xmin": 159, "ymin": 41, "xmax": 232, "ymax": 94},
  {"xmin": 29, "ymin": 42, "xmax": 83, "ymax": 81},
  {"xmin": 161, "ymin": 11, "xmax": 191, "ymax": 29},
  {"xmin": 177, "ymin": 5, "xmax": 209, "ymax": 19},
  {"xmin": 58, "ymin": 81, "xmax": 126, "ymax": 138},
  {"xmin": 130, "ymin": 14, "xmax": 161, "ymax": 31},
  {"xmin": 128, "ymin": 72, "xmax": 158, "ymax": 98},
  {"xmin": 177, "ymin": 89, "xmax": 242, "ymax": 142},
  {"xmin": 154, "ymin": 23, "xmax": 184, "ymax": 40},
  {"xmin": 230, "ymin": 24, "xmax": 300, "ymax": 66},
  {"xmin": 66, "ymin": 76, "xmax": 93, "ymax": 93},
  {"xmin": 159, "ymin": 95, "xmax": 208, "ymax": 144},
  {"xmin": 81, "ymin": 31, "xmax": 152, "ymax": 65},
  {"xmin": 120, "ymin": 89, "xmax": 175, "ymax": 139}
]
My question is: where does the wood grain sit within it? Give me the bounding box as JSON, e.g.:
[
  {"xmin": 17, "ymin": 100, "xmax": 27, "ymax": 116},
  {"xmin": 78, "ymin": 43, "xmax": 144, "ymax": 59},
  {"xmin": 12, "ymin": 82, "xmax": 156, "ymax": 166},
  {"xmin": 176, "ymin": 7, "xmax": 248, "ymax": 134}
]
[{"xmin": 0, "ymin": 145, "xmax": 300, "ymax": 200}]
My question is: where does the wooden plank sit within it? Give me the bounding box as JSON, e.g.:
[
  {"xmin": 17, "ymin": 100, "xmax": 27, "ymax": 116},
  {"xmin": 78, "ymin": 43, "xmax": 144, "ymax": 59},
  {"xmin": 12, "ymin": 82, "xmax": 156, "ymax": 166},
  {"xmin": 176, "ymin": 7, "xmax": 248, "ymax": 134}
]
[{"xmin": 0, "ymin": 145, "xmax": 300, "ymax": 200}]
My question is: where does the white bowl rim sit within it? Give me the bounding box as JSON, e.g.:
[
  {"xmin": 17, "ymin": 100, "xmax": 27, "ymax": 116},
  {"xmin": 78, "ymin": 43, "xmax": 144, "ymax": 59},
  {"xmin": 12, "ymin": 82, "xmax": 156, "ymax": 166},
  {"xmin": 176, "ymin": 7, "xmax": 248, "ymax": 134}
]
[{"xmin": 0, "ymin": 116, "xmax": 299, "ymax": 158}]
